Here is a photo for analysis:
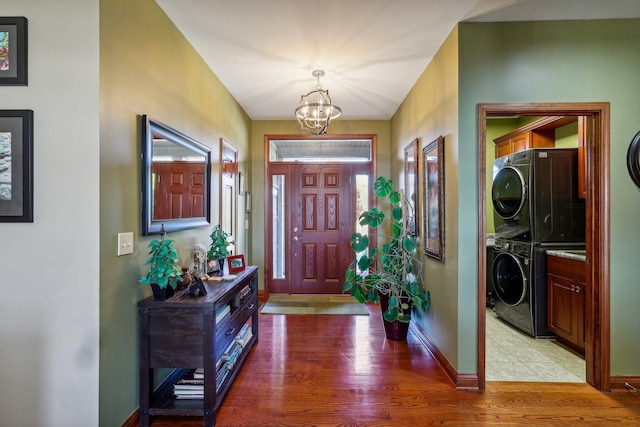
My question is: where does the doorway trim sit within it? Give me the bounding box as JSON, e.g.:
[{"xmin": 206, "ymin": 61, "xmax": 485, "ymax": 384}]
[
  {"xmin": 263, "ymin": 133, "xmax": 377, "ymax": 297},
  {"xmin": 477, "ymin": 102, "xmax": 610, "ymax": 391}
]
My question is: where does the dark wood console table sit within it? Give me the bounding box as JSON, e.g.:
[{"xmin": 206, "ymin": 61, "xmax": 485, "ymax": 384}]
[{"xmin": 138, "ymin": 266, "xmax": 259, "ymax": 427}]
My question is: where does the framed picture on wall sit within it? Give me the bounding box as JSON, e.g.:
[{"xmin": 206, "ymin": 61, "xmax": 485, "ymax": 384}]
[
  {"xmin": 422, "ymin": 135, "xmax": 445, "ymax": 261},
  {"xmin": 0, "ymin": 110, "xmax": 33, "ymax": 222},
  {"xmin": 0, "ymin": 17, "xmax": 28, "ymax": 86},
  {"xmin": 404, "ymin": 138, "xmax": 419, "ymax": 236}
]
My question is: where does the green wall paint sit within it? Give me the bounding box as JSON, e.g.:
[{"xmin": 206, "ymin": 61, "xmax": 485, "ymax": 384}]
[
  {"xmin": 100, "ymin": 0, "xmax": 251, "ymax": 424},
  {"xmin": 459, "ymin": 19, "xmax": 640, "ymax": 375}
]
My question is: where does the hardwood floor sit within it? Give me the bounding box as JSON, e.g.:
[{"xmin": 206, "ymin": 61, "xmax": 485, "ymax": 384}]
[{"xmin": 147, "ymin": 303, "xmax": 640, "ymax": 426}]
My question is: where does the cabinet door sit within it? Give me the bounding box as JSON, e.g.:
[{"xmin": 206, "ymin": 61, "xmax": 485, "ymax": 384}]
[
  {"xmin": 495, "ymin": 140, "xmax": 512, "ymax": 158},
  {"xmin": 574, "ymin": 281, "xmax": 585, "ymax": 349},
  {"xmin": 548, "ymin": 274, "xmax": 578, "ymax": 343},
  {"xmin": 511, "ymin": 133, "xmax": 530, "ymax": 153}
]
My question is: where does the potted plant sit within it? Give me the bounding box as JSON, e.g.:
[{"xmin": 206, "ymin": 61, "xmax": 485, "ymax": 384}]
[
  {"xmin": 207, "ymin": 224, "xmax": 234, "ymax": 272},
  {"xmin": 139, "ymin": 227, "xmax": 184, "ymax": 300},
  {"xmin": 343, "ymin": 176, "xmax": 431, "ymax": 340}
]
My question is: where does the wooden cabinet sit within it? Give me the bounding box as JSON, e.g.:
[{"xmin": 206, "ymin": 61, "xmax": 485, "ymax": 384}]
[
  {"xmin": 494, "ymin": 129, "xmax": 554, "ymax": 157},
  {"xmin": 493, "ymin": 116, "xmax": 579, "ymax": 158},
  {"xmin": 138, "ymin": 266, "xmax": 259, "ymax": 427},
  {"xmin": 547, "ymin": 255, "xmax": 586, "ymax": 355}
]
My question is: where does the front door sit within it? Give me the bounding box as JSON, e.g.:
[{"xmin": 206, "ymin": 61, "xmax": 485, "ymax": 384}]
[
  {"xmin": 267, "ymin": 162, "xmax": 372, "ymax": 295},
  {"xmin": 290, "ymin": 164, "xmax": 352, "ymax": 294}
]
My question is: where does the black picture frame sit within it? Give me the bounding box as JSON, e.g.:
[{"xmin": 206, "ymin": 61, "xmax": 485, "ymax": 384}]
[
  {"xmin": 422, "ymin": 135, "xmax": 445, "ymax": 261},
  {"xmin": 0, "ymin": 17, "xmax": 28, "ymax": 86},
  {"xmin": 627, "ymin": 130, "xmax": 640, "ymax": 189},
  {"xmin": 0, "ymin": 110, "xmax": 33, "ymax": 222}
]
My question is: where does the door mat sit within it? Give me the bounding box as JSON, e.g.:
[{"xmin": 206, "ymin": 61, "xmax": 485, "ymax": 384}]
[{"xmin": 261, "ymin": 295, "xmax": 369, "ymax": 316}]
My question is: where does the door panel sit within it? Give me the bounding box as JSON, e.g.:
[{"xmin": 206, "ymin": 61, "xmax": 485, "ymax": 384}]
[
  {"xmin": 153, "ymin": 162, "xmax": 205, "ymax": 219},
  {"xmin": 291, "ymin": 165, "xmax": 351, "ymax": 294}
]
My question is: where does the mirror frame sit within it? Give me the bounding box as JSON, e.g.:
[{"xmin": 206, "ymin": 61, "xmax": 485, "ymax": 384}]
[{"xmin": 141, "ymin": 115, "xmax": 212, "ymax": 235}]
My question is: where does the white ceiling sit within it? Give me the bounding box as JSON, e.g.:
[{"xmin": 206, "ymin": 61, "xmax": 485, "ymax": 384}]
[{"xmin": 156, "ymin": 0, "xmax": 640, "ymax": 121}]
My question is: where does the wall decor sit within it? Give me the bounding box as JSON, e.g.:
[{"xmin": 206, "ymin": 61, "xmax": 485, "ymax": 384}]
[
  {"xmin": 0, "ymin": 17, "xmax": 27, "ymax": 85},
  {"xmin": 422, "ymin": 135, "xmax": 445, "ymax": 261},
  {"xmin": 227, "ymin": 254, "xmax": 246, "ymax": 273},
  {"xmin": 141, "ymin": 115, "xmax": 212, "ymax": 235},
  {"xmin": 404, "ymin": 138, "xmax": 419, "ymax": 236},
  {"xmin": 238, "ymin": 171, "xmax": 245, "ymax": 195},
  {"xmin": 627, "ymin": 130, "xmax": 640, "ymax": 189},
  {"xmin": 0, "ymin": 110, "xmax": 33, "ymax": 222}
]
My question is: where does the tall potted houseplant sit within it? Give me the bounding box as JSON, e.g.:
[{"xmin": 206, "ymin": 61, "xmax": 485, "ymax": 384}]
[
  {"xmin": 207, "ymin": 224, "xmax": 234, "ymax": 273},
  {"xmin": 343, "ymin": 176, "xmax": 430, "ymax": 340},
  {"xmin": 139, "ymin": 227, "xmax": 184, "ymax": 300}
]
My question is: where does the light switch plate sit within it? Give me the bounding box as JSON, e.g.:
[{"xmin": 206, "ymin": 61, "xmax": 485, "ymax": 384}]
[{"xmin": 117, "ymin": 232, "xmax": 134, "ymax": 256}]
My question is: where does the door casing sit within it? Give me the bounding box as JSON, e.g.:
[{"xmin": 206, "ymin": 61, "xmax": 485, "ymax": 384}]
[
  {"xmin": 478, "ymin": 102, "xmax": 610, "ymax": 391},
  {"xmin": 264, "ymin": 134, "xmax": 376, "ymax": 295}
]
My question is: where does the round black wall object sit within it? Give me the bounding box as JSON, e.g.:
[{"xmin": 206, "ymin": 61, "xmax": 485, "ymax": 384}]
[{"xmin": 628, "ymin": 131, "xmax": 640, "ymax": 189}]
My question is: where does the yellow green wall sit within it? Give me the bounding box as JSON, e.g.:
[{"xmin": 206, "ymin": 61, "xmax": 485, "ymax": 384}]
[
  {"xmin": 100, "ymin": 0, "xmax": 251, "ymax": 424},
  {"xmin": 391, "ymin": 27, "xmax": 461, "ymax": 369}
]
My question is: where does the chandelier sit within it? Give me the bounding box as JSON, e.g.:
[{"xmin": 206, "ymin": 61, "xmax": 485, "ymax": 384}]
[{"xmin": 295, "ymin": 69, "xmax": 342, "ymax": 135}]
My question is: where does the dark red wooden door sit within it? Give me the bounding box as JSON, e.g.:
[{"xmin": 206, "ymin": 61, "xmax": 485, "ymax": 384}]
[
  {"xmin": 153, "ymin": 161, "xmax": 205, "ymax": 219},
  {"xmin": 290, "ymin": 165, "xmax": 352, "ymax": 294}
]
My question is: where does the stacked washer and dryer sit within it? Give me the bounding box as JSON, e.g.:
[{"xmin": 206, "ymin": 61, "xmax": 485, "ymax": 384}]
[{"xmin": 491, "ymin": 148, "xmax": 586, "ymax": 338}]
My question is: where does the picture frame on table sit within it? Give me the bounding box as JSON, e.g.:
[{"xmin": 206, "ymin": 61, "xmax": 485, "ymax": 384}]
[
  {"xmin": 227, "ymin": 254, "xmax": 246, "ymax": 274},
  {"xmin": 0, "ymin": 17, "xmax": 28, "ymax": 86},
  {"xmin": 422, "ymin": 135, "xmax": 445, "ymax": 261},
  {"xmin": 0, "ymin": 110, "xmax": 34, "ymax": 222}
]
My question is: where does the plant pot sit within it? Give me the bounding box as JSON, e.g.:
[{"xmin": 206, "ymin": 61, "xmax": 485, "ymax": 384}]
[
  {"xmin": 379, "ymin": 293, "xmax": 412, "ymax": 341},
  {"xmin": 218, "ymin": 258, "xmax": 226, "ymax": 273},
  {"xmin": 150, "ymin": 283, "xmax": 175, "ymax": 301}
]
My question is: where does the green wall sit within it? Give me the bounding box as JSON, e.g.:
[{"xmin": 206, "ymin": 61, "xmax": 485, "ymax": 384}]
[
  {"xmin": 99, "ymin": 0, "xmax": 251, "ymax": 424},
  {"xmin": 458, "ymin": 19, "xmax": 640, "ymax": 375}
]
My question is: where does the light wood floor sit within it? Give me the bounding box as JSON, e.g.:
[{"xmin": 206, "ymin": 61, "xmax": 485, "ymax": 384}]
[{"xmin": 148, "ymin": 303, "xmax": 640, "ymax": 426}]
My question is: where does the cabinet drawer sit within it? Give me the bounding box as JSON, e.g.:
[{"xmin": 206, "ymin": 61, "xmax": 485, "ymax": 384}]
[{"xmin": 547, "ymin": 255, "xmax": 586, "ymax": 283}]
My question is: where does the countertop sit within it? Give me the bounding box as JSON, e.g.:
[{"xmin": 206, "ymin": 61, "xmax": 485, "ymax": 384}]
[{"xmin": 546, "ymin": 249, "xmax": 587, "ymax": 263}]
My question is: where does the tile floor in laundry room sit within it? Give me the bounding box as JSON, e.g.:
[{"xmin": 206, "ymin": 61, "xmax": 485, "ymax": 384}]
[{"xmin": 486, "ymin": 308, "xmax": 586, "ymax": 382}]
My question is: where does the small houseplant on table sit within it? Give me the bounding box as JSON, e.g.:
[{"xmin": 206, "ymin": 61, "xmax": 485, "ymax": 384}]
[
  {"xmin": 207, "ymin": 224, "xmax": 234, "ymax": 274},
  {"xmin": 343, "ymin": 176, "xmax": 430, "ymax": 340},
  {"xmin": 139, "ymin": 226, "xmax": 184, "ymax": 300}
]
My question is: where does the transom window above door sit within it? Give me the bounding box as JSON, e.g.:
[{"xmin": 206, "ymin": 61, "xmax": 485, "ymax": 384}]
[{"xmin": 269, "ymin": 139, "xmax": 372, "ymax": 162}]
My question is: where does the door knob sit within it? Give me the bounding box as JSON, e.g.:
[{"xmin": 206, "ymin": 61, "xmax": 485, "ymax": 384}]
[{"xmin": 293, "ymin": 236, "xmax": 300, "ymax": 242}]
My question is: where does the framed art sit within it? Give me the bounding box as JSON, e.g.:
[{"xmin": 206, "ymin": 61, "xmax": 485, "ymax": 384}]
[
  {"xmin": 238, "ymin": 171, "xmax": 245, "ymax": 195},
  {"xmin": 227, "ymin": 254, "xmax": 246, "ymax": 273},
  {"xmin": 0, "ymin": 110, "xmax": 33, "ymax": 222},
  {"xmin": 404, "ymin": 138, "xmax": 419, "ymax": 236},
  {"xmin": 0, "ymin": 17, "xmax": 28, "ymax": 86},
  {"xmin": 422, "ymin": 135, "xmax": 444, "ymax": 261}
]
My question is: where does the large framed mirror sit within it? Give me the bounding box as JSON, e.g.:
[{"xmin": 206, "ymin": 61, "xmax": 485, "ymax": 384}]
[{"xmin": 141, "ymin": 115, "xmax": 211, "ymax": 235}]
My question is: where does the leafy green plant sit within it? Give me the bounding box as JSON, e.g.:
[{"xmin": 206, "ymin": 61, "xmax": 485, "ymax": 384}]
[
  {"xmin": 207, "ymin": 224, "xmax": 234, "ymax": 260},
  {"xmin": 343, "ymin": 176, "xmax": 430, "ymax": 323},
  {"xmin": 139, "ymin": 234, "xmax": 183, "ymax": 290}
]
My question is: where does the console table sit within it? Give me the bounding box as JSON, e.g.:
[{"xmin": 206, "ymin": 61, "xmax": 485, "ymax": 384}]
[{"xmin": 138, "ymin": 266, "xmax": 258, "ymax": 427}]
